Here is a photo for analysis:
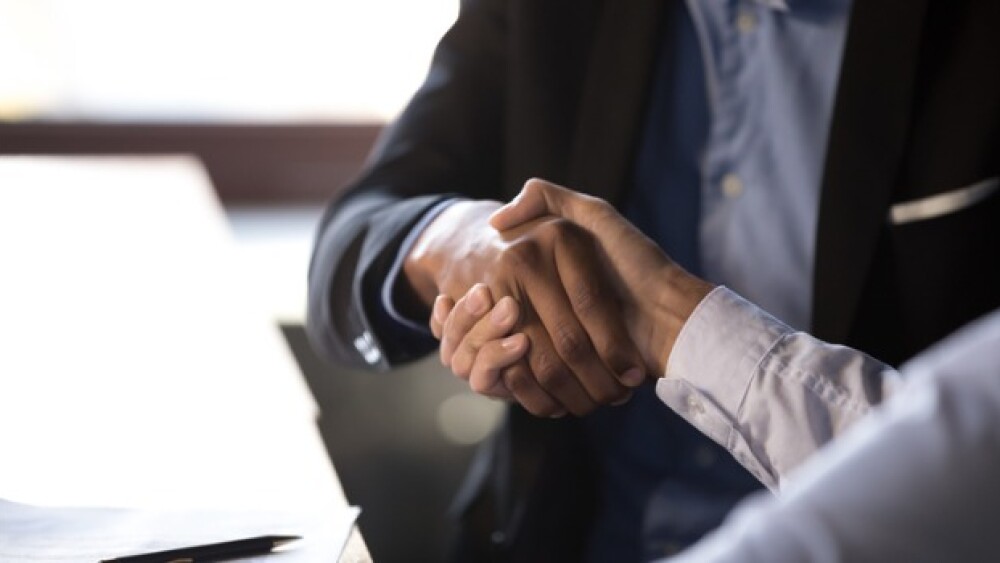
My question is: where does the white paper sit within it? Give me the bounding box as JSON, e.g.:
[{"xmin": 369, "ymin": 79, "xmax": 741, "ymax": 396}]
[{"xmin": 0, "ymin": 498, "xmax": 360, "ymax": 562}]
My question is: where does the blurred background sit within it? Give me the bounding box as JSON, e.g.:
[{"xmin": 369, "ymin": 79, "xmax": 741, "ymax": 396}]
[{"xmin": 0, "ymin": 1, "xmax": 505, "ymax": 560}]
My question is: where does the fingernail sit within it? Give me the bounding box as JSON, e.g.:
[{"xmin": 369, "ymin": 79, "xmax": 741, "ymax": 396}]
[
  {"xmin": 501, "ymin": 334, "xmax": 523, "ymax": 350},
  {"xmin": 492, "ymin": 298, "xmax": 514, "ymax": 325},
  {"xmin": 621, "ymin": 367, "xmax": 645, "ymax": 387},
  {"xmin": 465, "ymin": 287, "xmax": 487, "ymax": 314},
  {"xmin": 612, "ymin": 393, "xmax": 632, "ymax": 406},
  {"xmin": 549, "ymin": 410, "xmax": 567, "ymax": 419},
  {"xmin": 432, "ymin": 297, "xmax": 448, "ymax": 324}
]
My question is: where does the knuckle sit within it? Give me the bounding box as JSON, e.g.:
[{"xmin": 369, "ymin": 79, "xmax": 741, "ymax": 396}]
[
  {"xmin": 541, "ymin": 217, "xmax": 578, "ymax": 239},
  {"xmin": 502, "ymin": 366, "xmax": 533, "ymax": 394},
  {"xmin": 570, "ymin": 281, "xmax": 604, "ymax": 318},
  {"xmin": 533, "ymin": 352, "xmax": 572, "ymax": 390},
  {"xmin": 553, "ymin": 324, "xmax": 590, "ymax": 364},
  {"xmin": 594, "ymin": 340, "xmax": 631, "ymax": 371},
  {"xmin": 538, "ymin": 369, "xmax": 570, "ymax": 391},
  {"xmin": 591, "ymin": 198, "xmax": 616, "ymax": 218},
  {"xmin": 557, "ymin": 217, "xmax": 592, "ymax": 241},
  {"xmin": 500, "ymin": 240, "xmax": 542, "ymax": 269},
  {"xmin": 581, "ymin": 197, "xmax": 617, "ymax": 226}
]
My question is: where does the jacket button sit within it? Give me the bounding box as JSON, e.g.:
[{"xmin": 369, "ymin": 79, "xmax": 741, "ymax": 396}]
[{"xmin": 353, "ymin": 331, "xmax": 382, "ymax": 364}]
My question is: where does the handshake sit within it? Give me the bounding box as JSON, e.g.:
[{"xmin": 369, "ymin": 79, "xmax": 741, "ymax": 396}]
[{"xmin": 405, "ymin": 178, "xmax": 714, "ymax": 418}]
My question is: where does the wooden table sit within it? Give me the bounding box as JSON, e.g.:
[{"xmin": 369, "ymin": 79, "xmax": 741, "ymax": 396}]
[{"xmin": 0, "ymin": 156, "xmax": 369, "ymax": 561}]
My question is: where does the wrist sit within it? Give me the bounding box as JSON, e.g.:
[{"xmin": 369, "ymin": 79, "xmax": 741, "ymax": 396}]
[
  {"xmin": 642, "ymin": 264, "xmax": 714, "ymax": 377},
  {"xmin": 403, "ymin": 200, "xmax": 502, "ymax": 306},
  {"xmin": 403, "ymin": 217, "xmax": 449, "ymax": 307}
]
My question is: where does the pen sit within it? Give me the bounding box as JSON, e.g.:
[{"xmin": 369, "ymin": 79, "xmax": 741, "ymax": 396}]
[{"xmin": 99, "ymin": 534, "xmax": 301, "ymax": 563}]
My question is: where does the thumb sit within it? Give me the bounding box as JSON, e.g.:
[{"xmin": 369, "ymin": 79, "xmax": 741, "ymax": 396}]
[
  {"xmin": 490, "ymin": 178, "xmax": 576, "ymax": 231},
  {"xmin": 492, "ymin": 177, "xmax": 673, "ymax": 286},
  {"xmin": 492, "ymin": 178, "xmax": 635, "ymax": 246}
]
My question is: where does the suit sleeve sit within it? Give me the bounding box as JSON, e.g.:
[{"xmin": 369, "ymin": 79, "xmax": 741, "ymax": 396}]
[{"xmin": 306, "ymin": 0, "xmax": 508, "ymax": 371}]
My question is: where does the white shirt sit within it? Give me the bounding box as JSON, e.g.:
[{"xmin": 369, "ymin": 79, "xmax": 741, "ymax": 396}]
[
  {"xmin": 657, "ymin": 287, "xmax": 1000, "ymax": 561},
  {"xmin": 658, "ymin": 287, "xmax": 902, "ymax": 489}
]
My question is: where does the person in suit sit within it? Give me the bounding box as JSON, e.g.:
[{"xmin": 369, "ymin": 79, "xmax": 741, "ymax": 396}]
[{"xmin": 306, "ymin": 0, "xmax": 1000, "ymax": 560}]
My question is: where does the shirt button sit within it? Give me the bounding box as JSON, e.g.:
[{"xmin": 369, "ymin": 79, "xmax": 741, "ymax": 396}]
[
  {"xmin": 686, "ymin": 395, "xmax": 705, "ymax": 415},
  {"xmin": 721, "ymin": 173, "xmax": 744, "ymax": 198},
  {"xmin": 737, "ymin": 10, "xmax": 758, "ymax": 33}
]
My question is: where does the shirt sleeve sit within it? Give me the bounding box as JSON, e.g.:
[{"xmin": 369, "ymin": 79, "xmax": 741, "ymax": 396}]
[
  {"xmin": 656, "ymin": 286, "xmax": 901, "ymax": 490},
  {"xmin": 378, "ymin": 198, "xmax": 462, "ymax": 337},
  {"xmin": 662, "ymin": 309, "xmax": 1000, "ymax": 562}
]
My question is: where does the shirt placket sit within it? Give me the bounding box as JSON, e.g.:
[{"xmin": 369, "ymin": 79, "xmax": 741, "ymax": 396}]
[{"xmin": 692, "ymin": 0, "xmax": 765, "ymax": 283}]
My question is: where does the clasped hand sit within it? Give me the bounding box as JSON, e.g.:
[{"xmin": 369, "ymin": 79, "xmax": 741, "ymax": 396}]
[{"xmin": 417, "ymin": 179, "xmax": 712, "ymax": 417}]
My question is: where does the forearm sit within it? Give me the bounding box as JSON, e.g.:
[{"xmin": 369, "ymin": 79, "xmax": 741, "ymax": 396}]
[{"xmin": 655, "ymin": 287, "xmax": 900, "ymax": 489}]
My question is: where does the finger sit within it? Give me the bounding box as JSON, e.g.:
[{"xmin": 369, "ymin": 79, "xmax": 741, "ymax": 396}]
[
  {"xmin": 490, "ymin": 178, "xmax": 627, "ymax": 246},
  {"xmin": 511, "ymin": 243, "xmax": 632, "ymax": 410},
  {"xmin": 500, "ymin": 359, "xmax": 566, "ymax": 418},
  {"xmin": 553, "ymin": 223, "xmax": 647, "ymax": 387},
  {"xmin": 492, "ymin": 179, "xmax": 672, "ymax": 305},
  {"xmin": 440, "ymin": 283, "xmax": 492, "ymax": 369},
  {"xmin": 489, "ymin": 178, "xmax": 562, "ymax": 230},
  {"xmin": 488, "ymin": 178, "xmax": 586, "ymax": 231},
  {"xmin": 518, "ymin": 302, "xmax": 602, "ymax": 416},
  {"xmin": 479, "ymin": 379, "xmax": 515, "ymax": 401},
  {"xmin": 451, "ymin": 296, "xmax": 522, "ymax": 378},
  {"xmin": 430, "ymin": 294, "xmax": 454, "ymax": 340},
  {"xmin": 467, "ymin": 332, "xmax": 527, "ymax": 399}
]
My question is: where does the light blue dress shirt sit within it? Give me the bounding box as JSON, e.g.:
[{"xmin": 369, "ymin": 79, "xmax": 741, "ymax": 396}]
[
  {"xmin": 627, "ymin": 0, "xmax": 853, "ymax": 331},
  {"xmin": 596, "ymin": 0, "xmax": 854, "ymax": 560}
]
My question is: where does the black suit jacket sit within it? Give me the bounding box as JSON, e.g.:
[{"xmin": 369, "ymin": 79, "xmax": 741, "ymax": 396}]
[{"xmin": 307, "ymin": 0, "xmax": 1000, "ymax": 559}]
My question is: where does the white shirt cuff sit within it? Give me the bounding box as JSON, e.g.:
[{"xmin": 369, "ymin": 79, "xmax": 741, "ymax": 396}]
[
  {"xmin": 657, "ymin": 286, "xmax": 791, "ymax": 489},
  {"xmin": 655, "ymin": 286, "xmax": 894, "ymax": 491}
]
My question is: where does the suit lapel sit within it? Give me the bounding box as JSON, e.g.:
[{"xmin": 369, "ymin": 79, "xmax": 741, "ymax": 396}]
[
  {"xmin": 568, "ymin": 0, "xmax": 666, "ymax": 204},
  {"xmin": 812, "ymin": 0, "xmax": 929, "ymax": 343}
]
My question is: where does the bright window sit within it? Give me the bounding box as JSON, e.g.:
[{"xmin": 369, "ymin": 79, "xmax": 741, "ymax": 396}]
[{"xmin": 0, "ymin": 0, "xmax": 458, "ymax": 123}]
